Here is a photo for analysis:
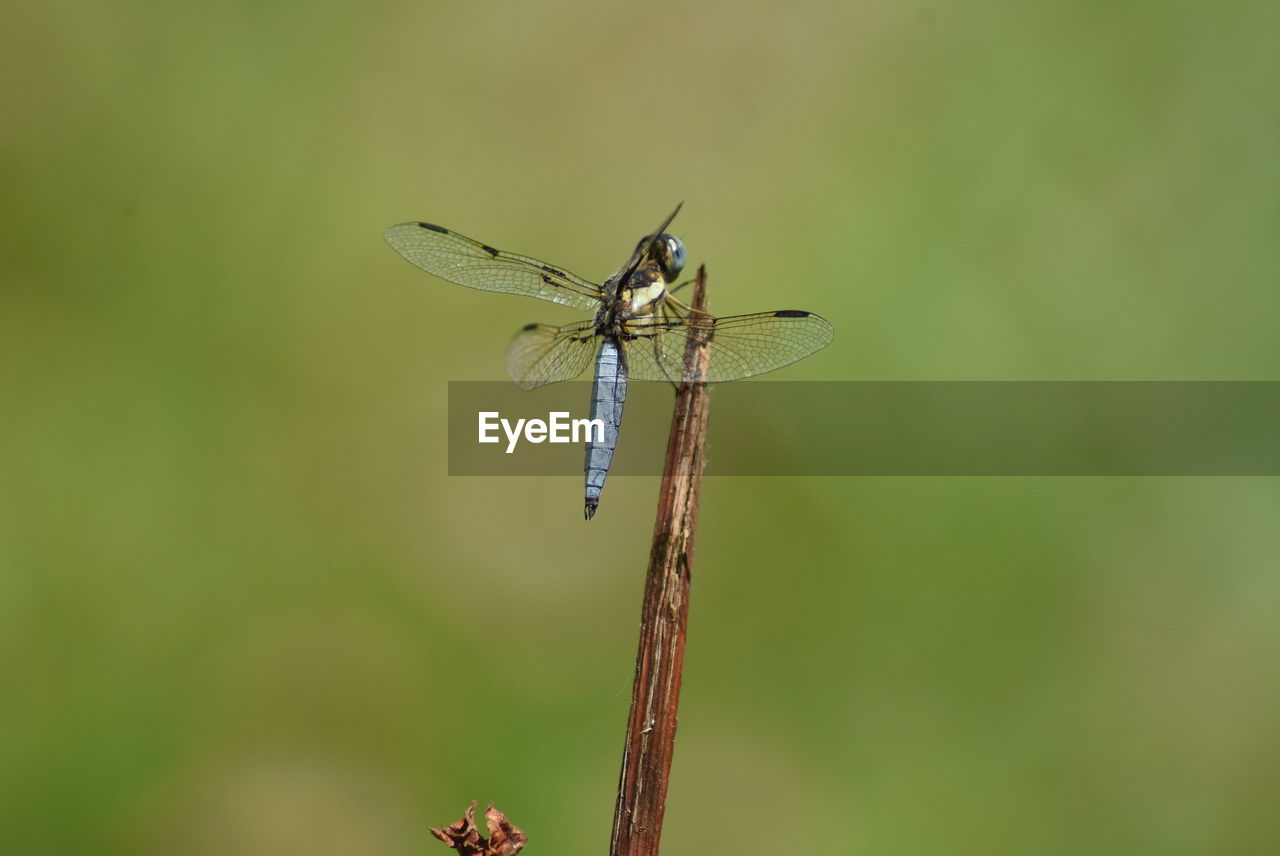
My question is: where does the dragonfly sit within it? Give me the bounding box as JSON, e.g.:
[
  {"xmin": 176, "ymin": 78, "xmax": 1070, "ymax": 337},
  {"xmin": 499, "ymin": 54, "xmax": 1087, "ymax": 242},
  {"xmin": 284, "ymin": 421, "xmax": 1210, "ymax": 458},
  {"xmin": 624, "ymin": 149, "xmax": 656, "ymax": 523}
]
[{"xmin": 384, "ymin": 204, "xmax": 833, "ymax": 520}]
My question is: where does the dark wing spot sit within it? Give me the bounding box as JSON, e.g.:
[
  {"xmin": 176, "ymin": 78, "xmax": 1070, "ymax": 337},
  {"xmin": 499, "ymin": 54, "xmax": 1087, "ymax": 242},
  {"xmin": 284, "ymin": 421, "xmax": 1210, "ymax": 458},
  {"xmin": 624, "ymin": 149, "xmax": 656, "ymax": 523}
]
[
  {"xmin": 540, "ymin": 264, "xmax": 566, "ymax": 278},
  {"xmin": 540, "ymin": 274, "xmax": 556, "ymax": 286},
  {"xmin": 417, "ymin": 222, "xmax": 448, "ymax": 234},
  {"xmin": 480, "ymin": 244, "xmax": 500, "ymax": 257},
  {"xmin": 520, "ymin": 323, "xmax": 541, "ymax": 331},
  {"xmin": 773, "ymin": 310, "xmax": 812, "ymax": 318}
]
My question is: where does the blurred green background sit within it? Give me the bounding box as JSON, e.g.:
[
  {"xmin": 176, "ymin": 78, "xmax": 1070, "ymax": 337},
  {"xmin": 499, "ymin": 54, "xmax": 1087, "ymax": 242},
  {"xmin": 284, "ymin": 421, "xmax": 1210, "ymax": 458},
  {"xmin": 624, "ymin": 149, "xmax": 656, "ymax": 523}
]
[{"xmin": 3, "ymin": 1, "xmax": 1279, "ymax": 853}]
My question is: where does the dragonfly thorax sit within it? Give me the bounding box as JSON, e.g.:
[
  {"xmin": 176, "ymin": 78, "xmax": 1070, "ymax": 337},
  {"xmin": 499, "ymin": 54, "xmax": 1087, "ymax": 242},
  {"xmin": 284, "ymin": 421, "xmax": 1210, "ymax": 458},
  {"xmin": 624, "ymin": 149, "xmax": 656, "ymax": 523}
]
[
  {"xmin": 604, "ymin": 233, "xmax": 684, "ymax": 325},
  {"xmin": 594, "ymin": 256, "xmax": 673, "ymax": 332},
  {"xmin": 622, "ymin": 275, "xmax": 669, "ymax": 317}
]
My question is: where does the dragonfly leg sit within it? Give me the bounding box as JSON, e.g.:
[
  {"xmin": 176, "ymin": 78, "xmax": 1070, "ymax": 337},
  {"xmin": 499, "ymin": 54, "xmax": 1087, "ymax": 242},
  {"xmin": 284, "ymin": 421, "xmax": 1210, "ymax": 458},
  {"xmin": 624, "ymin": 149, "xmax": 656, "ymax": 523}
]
[
  {"xmin": 663, "ymin": 292, "xmax": 710, "ymax": 323},
  {"xmin": 663, "ymin": 293, "xmax": 692, "ymax": 315}
]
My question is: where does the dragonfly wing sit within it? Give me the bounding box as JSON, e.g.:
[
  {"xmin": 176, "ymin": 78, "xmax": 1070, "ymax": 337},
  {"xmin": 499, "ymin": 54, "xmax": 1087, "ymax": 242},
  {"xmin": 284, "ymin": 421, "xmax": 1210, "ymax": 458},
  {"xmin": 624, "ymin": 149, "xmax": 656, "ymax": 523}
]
[
  {"xmin": 624, "ymin": 310, "xmax": 834, "ymax": 383},
  {"xmin": 384, "ymin": 222, "xmax": 602, "ymax": 311},
  {"xmin": 506, "ymin": 320, "xmax": 599, "ymax": 389}
]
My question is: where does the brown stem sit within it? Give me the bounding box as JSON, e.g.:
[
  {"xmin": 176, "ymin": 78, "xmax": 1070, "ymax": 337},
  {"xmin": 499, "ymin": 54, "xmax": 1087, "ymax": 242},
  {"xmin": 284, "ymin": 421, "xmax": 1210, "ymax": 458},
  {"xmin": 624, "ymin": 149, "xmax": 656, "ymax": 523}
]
[{"xmin": 609, "ymin": 265, "xmax": 713, "ymax": 856}]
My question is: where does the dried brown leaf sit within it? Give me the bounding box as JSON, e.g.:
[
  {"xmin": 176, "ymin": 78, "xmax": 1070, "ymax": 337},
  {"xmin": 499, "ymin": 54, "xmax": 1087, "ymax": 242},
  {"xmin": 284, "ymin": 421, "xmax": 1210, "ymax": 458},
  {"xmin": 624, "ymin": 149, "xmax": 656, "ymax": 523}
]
[{"xmin": 430, "ymin": 801, "xmax": 526, "ymax": 856}]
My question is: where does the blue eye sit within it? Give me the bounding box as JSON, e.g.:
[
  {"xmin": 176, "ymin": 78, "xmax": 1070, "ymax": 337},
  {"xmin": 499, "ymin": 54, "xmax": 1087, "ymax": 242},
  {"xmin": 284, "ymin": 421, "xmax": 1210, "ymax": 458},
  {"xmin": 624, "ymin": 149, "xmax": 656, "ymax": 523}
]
[
  {"xmin": 664, "ymin": 235, "xmax": 686, "ymax": 279},
  {"xmin": 634, "ymin": 233, "xmax": 686, "ymax": 280}
]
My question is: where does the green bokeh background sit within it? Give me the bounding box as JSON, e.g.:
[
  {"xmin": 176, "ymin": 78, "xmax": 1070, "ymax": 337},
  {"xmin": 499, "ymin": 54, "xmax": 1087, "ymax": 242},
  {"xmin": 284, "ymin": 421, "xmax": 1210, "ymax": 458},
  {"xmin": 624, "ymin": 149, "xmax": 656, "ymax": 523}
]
[{"xmin": 3, "ymin": 2, "xmax": 1278, "ymax": 853}]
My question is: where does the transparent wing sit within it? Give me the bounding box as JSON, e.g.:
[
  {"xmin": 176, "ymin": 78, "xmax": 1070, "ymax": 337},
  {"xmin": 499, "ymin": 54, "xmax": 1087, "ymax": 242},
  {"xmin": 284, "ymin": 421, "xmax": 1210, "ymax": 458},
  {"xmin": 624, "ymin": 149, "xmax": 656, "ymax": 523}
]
[
  {"xmin": 623, "ymin": 310, "xmax": 834, "ymax": 383},
  {"xmin": 506, "ymin": 320, "xmax": 599, "ymax": 389},
  {"xmin": 384, "ymin": 221, "xmax": 603, "ymax": 312}
]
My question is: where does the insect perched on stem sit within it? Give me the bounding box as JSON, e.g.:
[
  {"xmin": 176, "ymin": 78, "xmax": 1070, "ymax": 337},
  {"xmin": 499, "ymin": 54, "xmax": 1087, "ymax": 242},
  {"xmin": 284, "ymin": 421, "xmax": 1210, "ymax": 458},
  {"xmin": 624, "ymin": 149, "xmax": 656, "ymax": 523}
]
[{"xmin": 385, "ymin": 204, "xmax": 833, "ymax": 519}]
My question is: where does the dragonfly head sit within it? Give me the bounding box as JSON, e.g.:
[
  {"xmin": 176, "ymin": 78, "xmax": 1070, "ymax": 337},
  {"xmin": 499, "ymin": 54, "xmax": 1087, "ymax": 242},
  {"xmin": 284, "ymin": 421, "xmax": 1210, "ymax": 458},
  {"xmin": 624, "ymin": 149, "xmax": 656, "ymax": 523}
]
[{"xmin": 635, "ymin": 233, "xmax": 686, "ymax": 283}]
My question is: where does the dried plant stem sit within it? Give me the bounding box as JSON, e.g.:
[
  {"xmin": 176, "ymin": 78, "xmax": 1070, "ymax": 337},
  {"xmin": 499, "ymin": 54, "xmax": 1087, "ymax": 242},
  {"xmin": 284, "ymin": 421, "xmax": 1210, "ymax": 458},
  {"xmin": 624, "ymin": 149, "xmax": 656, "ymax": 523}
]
[{"xmin": 609, "ymin": 265, "xmax": 713, "ymax": 856}]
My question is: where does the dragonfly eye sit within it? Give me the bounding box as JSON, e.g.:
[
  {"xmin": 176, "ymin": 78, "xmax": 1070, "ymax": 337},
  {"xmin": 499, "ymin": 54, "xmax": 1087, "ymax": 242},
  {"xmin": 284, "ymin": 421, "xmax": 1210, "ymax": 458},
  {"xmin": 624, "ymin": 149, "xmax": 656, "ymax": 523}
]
[
  {"xmin": 634, "ymin": 233, "xmax": 686, "ymax": 281},
  {"xmin": 659, "ymin": 234, "xmax": 686, "ymax": 280}
]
